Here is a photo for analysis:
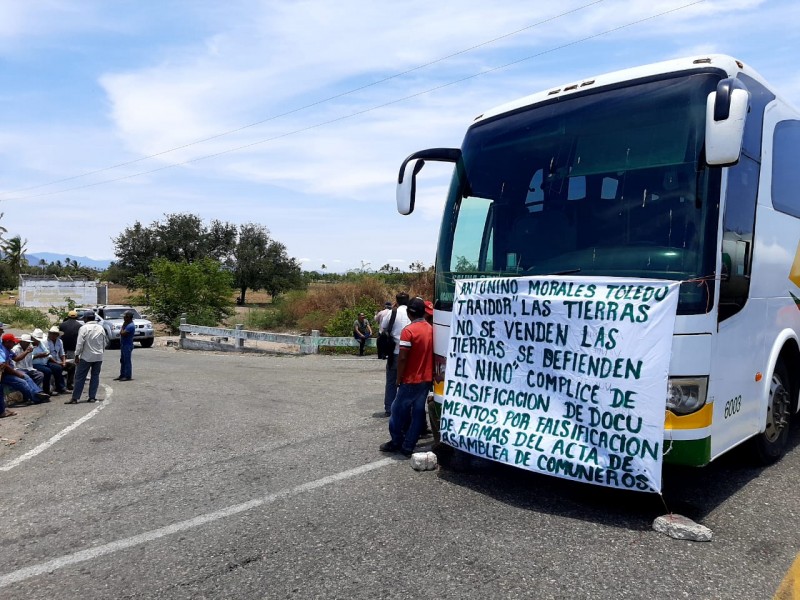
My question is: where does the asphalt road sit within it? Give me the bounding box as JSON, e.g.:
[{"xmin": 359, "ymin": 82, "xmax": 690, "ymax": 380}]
[{"xmin": 0, "ymin": 347, "xmax": 798, "ymax": 599}]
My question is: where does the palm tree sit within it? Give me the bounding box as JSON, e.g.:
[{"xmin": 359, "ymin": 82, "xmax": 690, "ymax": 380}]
[{"xmin": 2, "ymin": 235, "xmax": 28, "ymax": 278}]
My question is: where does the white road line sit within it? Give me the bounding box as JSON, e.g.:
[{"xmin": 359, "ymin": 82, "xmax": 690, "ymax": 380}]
[
  {"xmin": 0, "ymin": 383, "xmax": 114, "ymax": 472},
  {"xmin": 0, "ymin": 456, "xmax": 395, "ymax": 588}
]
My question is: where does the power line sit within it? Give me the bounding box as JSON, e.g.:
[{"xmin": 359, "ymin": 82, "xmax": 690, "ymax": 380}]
[
  {"xmin": 0, "ymin": 0, "xmax": 605, "ymax": 197},
  {"xmin": 3, "ymin": 0, "xmax": 706, "ymax": 202}
]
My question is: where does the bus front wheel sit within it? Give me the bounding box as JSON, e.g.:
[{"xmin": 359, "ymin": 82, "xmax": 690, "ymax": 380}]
[{"xmin": 753, "ymin": 361, "xmax": 792, "ymax": 465}]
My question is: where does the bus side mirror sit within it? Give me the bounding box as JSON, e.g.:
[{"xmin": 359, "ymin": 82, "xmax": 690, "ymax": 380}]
[
  {"xmin": 396, "ymin": 148, "xmax": 462, "ymax": 215},
  {"xmin": 397, "ymin": 159, "xmax": 425, "ymax": 215},
  {"xmin": 705, "ymin": 78, "xmax": 749, "ymax": 166}
]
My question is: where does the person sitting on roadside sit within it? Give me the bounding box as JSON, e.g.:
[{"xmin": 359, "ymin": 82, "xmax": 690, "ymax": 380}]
[
  {"xmin": 1, "ymin": 334, "xmax": 50, "ymax": 405},
  {"xmin": 353, "ymin": 312, "xmax": 373, "ymax": 356},
  {"xmin": 0, "ymin": 322, "xmax": 16, "ymax": 418},
  {"xmin": 12, "ymin": 334, "xmax": 46, "ymax": 391},
  {"xmin": 32, "ymin": 329, "xmax": 68, "ymax": 396},
  {"xmin": 31, "ymin": 332, "xmax": 54, "ymax": 395},
  {"xmin": 43, "ymin": 326, "xmax": 71, "ymax": 392}
]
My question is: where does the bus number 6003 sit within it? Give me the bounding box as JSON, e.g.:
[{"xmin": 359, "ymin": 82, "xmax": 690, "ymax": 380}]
[{"xmin": 724, "ymin": 395, "xmax": 742, "ymax": 419}]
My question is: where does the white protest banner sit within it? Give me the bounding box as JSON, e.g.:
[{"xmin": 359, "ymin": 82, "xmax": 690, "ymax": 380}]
[{"xmin": 441, "ymin": 276, "xmax": 681, "ymax": 493}]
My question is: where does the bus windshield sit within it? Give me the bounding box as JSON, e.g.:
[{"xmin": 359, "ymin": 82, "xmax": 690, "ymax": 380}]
[{"xmin": 436, "ymin": 72, "xmax": 721, "ymax": 314}]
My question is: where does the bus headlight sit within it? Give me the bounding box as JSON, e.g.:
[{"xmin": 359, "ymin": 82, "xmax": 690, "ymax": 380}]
[{"xmin": 666, "ymin": 377, "xmax": 708, "ymax": 415}]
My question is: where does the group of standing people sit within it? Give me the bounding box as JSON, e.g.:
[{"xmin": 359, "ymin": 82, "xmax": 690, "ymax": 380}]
[
  {"xmin": 0, "ymin": 308, "xmax": 138, "ymax": 419},
  {"xmin": 378, "ymin": 292, "xmax": 434, "ymax": 457},
  {"xmin": 62, "ymin": 309, "xmax": 138, "ymax": 404}
]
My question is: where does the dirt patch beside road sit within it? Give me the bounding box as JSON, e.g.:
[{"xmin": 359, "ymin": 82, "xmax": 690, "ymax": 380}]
[{"xmin": 0, "ymin": 396, "xmax": 57, "ymax": 454}]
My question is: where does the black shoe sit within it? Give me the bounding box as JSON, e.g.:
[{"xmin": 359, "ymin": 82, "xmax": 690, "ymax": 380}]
[
  {"xmin": 87, "ymin": 398, "xmax": 96, "ymax": 403},
  {"xmin": 65, "ymin": 399, "xmax": 77, "ymax": 404},
  {"xmin": 379, "ymin": 441, "xmax": 400, "ymax": 453},
  {"xmin": 400, "ymin": 448, "xmax": 414, "ymax": 457}
]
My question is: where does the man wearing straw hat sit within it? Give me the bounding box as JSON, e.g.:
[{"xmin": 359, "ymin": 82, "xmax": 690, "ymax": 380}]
[
  {"xmin": 11, "ymin": 334, "xmax": 46, "ymax": 391},
  {"xmin": 45, "ymin": 326, "xmax": 73, "ymax": 391},
  {"xmin": 32, "ymin": 328, "xmax": 69, "ymax": 395}
]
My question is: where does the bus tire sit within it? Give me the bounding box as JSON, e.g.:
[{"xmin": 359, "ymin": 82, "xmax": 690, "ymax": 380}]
[{"xmin": 753, "ymin": 360, "xmax": 792, "ymax": 465}]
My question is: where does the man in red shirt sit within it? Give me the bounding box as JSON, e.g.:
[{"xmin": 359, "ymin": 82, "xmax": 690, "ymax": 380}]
[{"xmin": 380, "ymin": 297, "xmax": 433, "ymax": 456}]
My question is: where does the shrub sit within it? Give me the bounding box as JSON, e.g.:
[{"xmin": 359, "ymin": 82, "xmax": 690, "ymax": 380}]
[
  {"xmin": 325, "ymin": 297, "xmax": 379, "ymax": 337},
  {"xmin": 0, "ymin": 306, "xmax": 49, "ymax": 330},
  {"xmin": 227, "ymin": 274, "xmax": 436, "ymax": 335},
  {"xmin": 135, "ymin": 258, "xmax": 234, "ymax": 333}
]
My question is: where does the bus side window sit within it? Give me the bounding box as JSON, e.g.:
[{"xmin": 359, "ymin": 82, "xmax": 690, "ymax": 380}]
[
  {"xmin": 719, "ymin": 156, "xmax": 760, "ymax": 321},
  {"xmin": 771, "ymin": 120, "xmax": 800, "ymax": 217}
]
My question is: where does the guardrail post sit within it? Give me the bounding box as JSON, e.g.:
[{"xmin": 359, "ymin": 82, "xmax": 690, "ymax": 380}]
[
  {"xmin": 235, "ymin": 324, "xmax": 244, "ymax": 350},
  {"xmin": 301, "ymin": 329, "xmax": 320, "ymax": 355},
  {"xmin": 179, "ymin": 313, "xmax": 187, "ymax": 341}
]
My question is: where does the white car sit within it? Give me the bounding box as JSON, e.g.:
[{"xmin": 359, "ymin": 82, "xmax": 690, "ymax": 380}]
[{"xmin": 95, "ymin": 305, "xmax": 155, "ymax": 348}]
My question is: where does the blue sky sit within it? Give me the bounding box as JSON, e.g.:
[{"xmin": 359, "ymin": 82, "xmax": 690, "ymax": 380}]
[{"xmin": 0, "ymin": 0, "xmax": 798, "ymax": 272}]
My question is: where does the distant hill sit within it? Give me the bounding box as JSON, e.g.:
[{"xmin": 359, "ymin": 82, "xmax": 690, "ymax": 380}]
[{"xmin": 26, "ymin": 253, "xmax": 112, "ymax": 270}]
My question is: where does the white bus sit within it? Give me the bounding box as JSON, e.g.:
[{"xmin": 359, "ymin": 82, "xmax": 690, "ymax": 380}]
[{"xmin": 397, "ymin": 54, "xmax": 800, "ymax": 467}]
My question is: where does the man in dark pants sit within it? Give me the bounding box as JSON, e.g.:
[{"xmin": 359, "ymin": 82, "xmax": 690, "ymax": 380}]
[
  {"xmin": 66, "ymin": 313, "xmax": 106, "ymax": 404},
  {"xmin": 380, "ymin": 297, "xmax": 433, "ymax": 456},
  {"xmin": 115, "ymin": 310, "xmax": 135, "ymax": 381},
  {"xmin": 380, "ymin": 292, "xmax": 410, "ymax": 416},
  {"xmin": 353, "ymin": 313, "xmax": 372, "ymax": 356},
  {"xmin": 59, "ymin": 310, "xmax": 83, "ymax": 359}
]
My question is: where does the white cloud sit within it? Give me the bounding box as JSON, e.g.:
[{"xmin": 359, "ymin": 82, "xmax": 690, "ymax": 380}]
[{"xmin": 1, "ymin": 0, "xmax": 797, "ymax": 271}]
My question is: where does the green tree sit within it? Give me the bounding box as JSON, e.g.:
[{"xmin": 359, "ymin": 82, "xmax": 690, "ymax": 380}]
[
  {"xmin": 2, "ymin": 235, "xmax": 28, "ymax": 278},
  {"xmin": 0, "ymin": 262, "xmax": 16, "ymax": 290},
  {"xmin": 113, "ymin": 221, "xmax": 156, "ymax": 284},
  {"xmin": 100, "ymin": 261, "xmax": 127, "ymax": 284},
  {"xmin": 135, "ymin": 258, "xmax": 234, "ymax": 332},
  {"xmin": 113, "ymin": 213, "xmax": 237, "ymax": 284},
  {"xmin": 232, "ymin": 223, "xmax": 303, "ymax": 303},
  {"xmin": 378, "ymin": 263, "xmax": 400, "ymax": 274}
]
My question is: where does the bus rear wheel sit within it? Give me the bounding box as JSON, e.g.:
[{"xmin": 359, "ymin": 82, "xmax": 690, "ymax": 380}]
[{"xmin": 753, "ymin": 361, "xmax": 792, "ymax": 465}]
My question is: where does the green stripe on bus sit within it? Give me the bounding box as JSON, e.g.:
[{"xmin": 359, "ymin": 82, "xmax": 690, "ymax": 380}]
[{"xmin": 663, "ymin": 437, "xmax": 711, "ymax": 467}]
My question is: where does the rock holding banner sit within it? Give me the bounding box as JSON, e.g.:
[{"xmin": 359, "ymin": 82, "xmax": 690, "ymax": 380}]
[{"xmin": 441, "ymin": 276, "xmax": 680, "ymax": 493}]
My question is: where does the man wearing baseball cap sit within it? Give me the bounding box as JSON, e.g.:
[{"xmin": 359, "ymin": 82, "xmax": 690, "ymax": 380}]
[
  {"xmin": 66, "ymin": 312, "xmax": 106, "ymax": 404},
  {"xmin": 59, "ymin": 309, "xmax": 83, "ymax": 360},
  {"xmin": 380, "ymin": 296, "xmax": 433, "ymax": 456},
  {"xmin": 0, "ymin": 333, "xmax": 50, "ymax": 405},
  {"xmin": 0, "ymin": 323, "xmax": 16, "ymax": 417}
]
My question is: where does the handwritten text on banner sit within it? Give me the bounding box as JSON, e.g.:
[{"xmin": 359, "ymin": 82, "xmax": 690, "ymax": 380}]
[{"xmin": 441, "ymin": 276, "xmax": 680, "ymax": 493}]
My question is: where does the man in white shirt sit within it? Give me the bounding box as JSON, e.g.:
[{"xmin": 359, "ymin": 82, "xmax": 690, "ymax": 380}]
[
  {"xmin": 380, "ymin": 292, "xmax": 411, "ymax": 416},
  {"xmin": 66, "ymin": 313, "xmax": 107, "ymax": 404},
  {"xmin": 12, "ymin": 334, "xmax": 45, "ymax": 391},
  {"xmin": 374, "ymin": 301, "xmax": 392, "ymax": 333}
]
